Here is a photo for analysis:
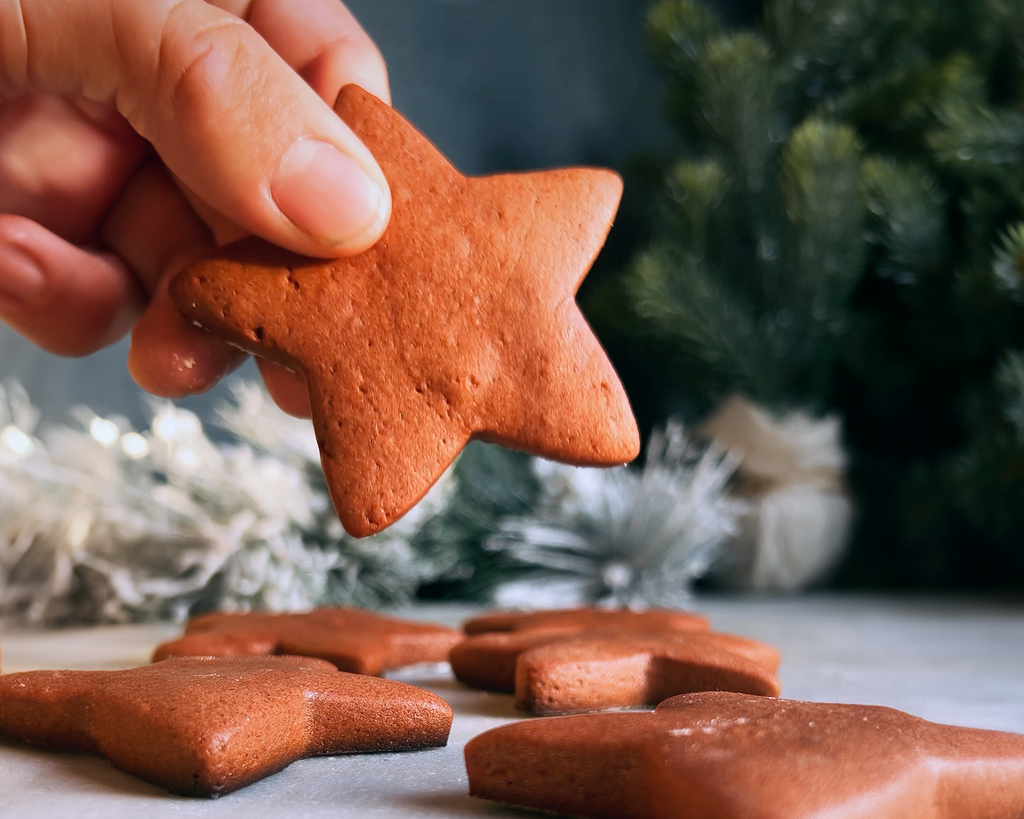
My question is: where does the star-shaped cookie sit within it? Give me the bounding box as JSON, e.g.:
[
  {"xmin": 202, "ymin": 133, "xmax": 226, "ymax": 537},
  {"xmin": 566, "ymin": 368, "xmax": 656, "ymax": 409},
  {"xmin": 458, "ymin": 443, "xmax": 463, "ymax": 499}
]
[
  {"xmin": 450, "ymin": 630, "xmax": 780, "ymax": 713},
  {"xmin": 171, "ymin": 85, "xmax": 639, "ymax": 537},
  {"xmin": 465, "ymin": 690, "xmax": 1024, "ymax": 818},
  {"xmin": 152, "ymin": 607, "xmax": 462, "ymax": 674},
  {"xmin": 0, "ymin": 656, "xmax": 453, "ymax": 797},
  {"xmin": 462, "ymin": 607, "xmax": 709, "ymax": 635}
]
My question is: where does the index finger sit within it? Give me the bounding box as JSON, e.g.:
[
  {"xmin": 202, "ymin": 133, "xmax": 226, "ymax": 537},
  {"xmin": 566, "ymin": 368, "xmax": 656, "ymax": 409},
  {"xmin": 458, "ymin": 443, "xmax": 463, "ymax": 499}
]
[
  {"xmin": 172, "ymin": 0, "xmax": 391, "ymax": 246},
  {"xmin": 213, "ymin": 0, "xmax": 390, "ymax": 104}
]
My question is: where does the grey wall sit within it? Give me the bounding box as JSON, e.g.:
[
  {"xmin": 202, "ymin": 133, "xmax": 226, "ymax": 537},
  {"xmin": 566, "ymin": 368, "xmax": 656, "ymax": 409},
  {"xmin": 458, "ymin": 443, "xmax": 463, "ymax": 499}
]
[
  {"xmin": 350, "ymin": 0, "xmax": 677, "ymax": 173},
  {"xmin": 0, "ymin": 0, "xmax": 748, "ymax": 426}
]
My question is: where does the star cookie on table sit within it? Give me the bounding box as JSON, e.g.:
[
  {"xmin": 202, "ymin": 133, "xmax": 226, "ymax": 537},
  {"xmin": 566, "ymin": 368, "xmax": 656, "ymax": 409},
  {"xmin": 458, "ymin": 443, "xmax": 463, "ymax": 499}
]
[
  {"xmin": 466, "ymin": 690, "xmax": 1024, "ymax": 819},
  {"xmin": 171, "ymin": 85, "xmax": 639, "ymax": 538},
  {"xmin": 0, "ymin": 656, "xmax": 453, "ymax": 797},
  {"xmin": 152, "ymin": 607, "xmax": 461, "ymax": 674},
  {"xmin": 462, "ymin": 607, "xmax": 709, "ymax": 635},
  {"xmin": 450, "ymin": 630, "xmax": 780, "ymax": 713}
]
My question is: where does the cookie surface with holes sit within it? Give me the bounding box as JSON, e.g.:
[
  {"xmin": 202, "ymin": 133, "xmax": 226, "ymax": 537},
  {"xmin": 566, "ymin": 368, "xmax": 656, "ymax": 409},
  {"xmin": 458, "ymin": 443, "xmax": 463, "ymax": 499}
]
[
  {"xmin": 152, "ymin": 607, "xmax": 462, "ymax": 674},
  {"xmin": 171, "ymin": 85, "xmax": 638, "ymax": 537},
  {"xmin": 465, "ymin": 690, "xmax": 1024, "ymax": 819},
  {"xmin": 0, "ymin": 656, "xmax": 453, "ymax": 797}
]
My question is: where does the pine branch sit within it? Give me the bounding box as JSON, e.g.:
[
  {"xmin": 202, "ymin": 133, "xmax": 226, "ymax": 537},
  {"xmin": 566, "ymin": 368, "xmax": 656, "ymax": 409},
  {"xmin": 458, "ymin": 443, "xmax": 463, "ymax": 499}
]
[
  {"xmin": 414, "ymin": 441, "xmax": 540, "ymax": 600},
  {"xmin": 627, "ymin": 245, "xmax": 786, "ymax": 404},
  {"xmin": 766, "ymin": 0, "xmax": 910, "ymax": 109},
  {"xmin": 957, "ymin": 180, "xmax": 1024, "ymax": 275},
  {"xmin": 610, "ymin": 0, "xmax": 1024, "ymax": 589},
  {"xmin": 660, "ymin": 158, "xmax": 728, "ymax": 264},
  {"xmin": 919, "ymin": 0, "xmax": 1009, "ymax": 68},
  {"xmin": 928, "ymin": 103, "xmax": 1024, "ymax": 184},
  {"xmin": 945, "ymin": 427, "xmax": 1024, "ymax": 540},
  {"xmin": 826, "ymin": 54, "xmax": 987, "ymax": 152},
  {"xmin": 648, "ymin": 0, "xmax": 723, "ymax": 78},
  {"xmin": 780, "ymin": 118, "xmax": 865, "ymax": 399},
  {"xmin": 648, "ymin": 0, "xmax": 725, "ymax": 138},
  {"xmin": 989, "ymin": 223, "xmax": 1024, "ymax": 304},
  {"xmin": 696, "ymin": 32, "xmax": 783, "ymax": 190},
  {"xmin": 862, "ymin": 157, "xmax": 948, "ymax": 287},
  {"xmin": 997, "ymin": 349, "xmax": 1024, "ymax": 435}
]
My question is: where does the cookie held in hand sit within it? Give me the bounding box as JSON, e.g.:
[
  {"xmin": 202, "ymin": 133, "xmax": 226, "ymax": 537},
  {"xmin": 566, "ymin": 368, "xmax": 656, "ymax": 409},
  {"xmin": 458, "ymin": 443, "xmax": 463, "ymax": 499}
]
[
  {"xmin": 0, "ymin": 656, "xmax": 453, "ymax": 797},
  {"xmin": 450, "ymin": 629, "xmax": 780, "ymax": 713},
  {"xmin": 465, "ymin": 690, "xmax": 1024, "ymax": 819},
  {"xmin": 152, "ymin": 607, "xmax": 462, "ymax": 674},
  {"xmin": 171, "ymin": 85, "xmax": 639, "ymax": 538}
]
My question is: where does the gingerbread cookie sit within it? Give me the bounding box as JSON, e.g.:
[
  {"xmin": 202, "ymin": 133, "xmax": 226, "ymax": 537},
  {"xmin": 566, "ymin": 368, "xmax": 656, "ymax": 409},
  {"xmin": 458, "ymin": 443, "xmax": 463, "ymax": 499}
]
[
  {"xmin": 152, "ymin": 607, "xmax": 462, "ymax": 674},
  {"xmin": 451, "ymin": 630, "xmax": 780, "ymax": 713},
  {"xmin": 466, "ymin": 690, "xmax": 1024, "ymax": 818},
  {"xmin": 171, "ymin": 85, "xmax": 639, "ymax": 538},
  {"xmin": 462, "ymin": 607, "xmax": 709, "ymax": 636},
  {"xmin": 0, "ymin": 656, "xmax": 452, "ymax": 797}
]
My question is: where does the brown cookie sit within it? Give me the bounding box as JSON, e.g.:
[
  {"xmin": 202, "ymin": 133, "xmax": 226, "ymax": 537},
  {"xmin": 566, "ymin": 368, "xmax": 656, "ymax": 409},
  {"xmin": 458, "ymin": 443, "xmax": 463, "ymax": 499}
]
[
  {"xmin": 0, "ymin": 656, "xmax": 452, "ymax": 797},
  {"xmin": 462, "ymin": 607, "xmax": 709, "ymax": 636},
  {"xmin": 152, "ymin": 607, "xmax": 462, "ymax": 674},
  {"xmin": 465, "ymin": 690, "xmax": 1024, "ymax": 819},
  {"xmin": 170, "ymin": 85, "xmax": 639, "ymax": 538},
  {"xmin": 451, "ymin": 630, "xmax": 780, "ymax": 713}
]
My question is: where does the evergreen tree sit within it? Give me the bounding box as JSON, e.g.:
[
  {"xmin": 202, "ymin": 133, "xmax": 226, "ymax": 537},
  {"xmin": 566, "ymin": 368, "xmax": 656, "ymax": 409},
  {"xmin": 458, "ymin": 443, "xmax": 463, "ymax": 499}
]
[{"xmin": 589, "ymin": 0, "xmax": 1024, "ymax": 588}]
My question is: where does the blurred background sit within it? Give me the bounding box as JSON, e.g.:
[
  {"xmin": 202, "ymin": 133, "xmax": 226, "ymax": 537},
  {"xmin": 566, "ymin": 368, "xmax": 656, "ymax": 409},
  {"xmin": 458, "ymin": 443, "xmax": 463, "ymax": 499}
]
[{"xmin": 4, "ymin": 0, "xmax": 1024, "ymax": 625}]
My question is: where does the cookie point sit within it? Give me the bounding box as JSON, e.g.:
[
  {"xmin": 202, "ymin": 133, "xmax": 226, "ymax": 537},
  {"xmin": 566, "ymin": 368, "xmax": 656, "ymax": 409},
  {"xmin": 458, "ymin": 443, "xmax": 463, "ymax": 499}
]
[
  {"xmin": 576, "ymin": 167, "xmax": 624, "ymax": 222},
  {"xmin": 334, "ymin": 83, "xmax": 386, "ymax": 114},
  {"xmin": 596, "ymin": 167, "xmax": 625, "ymax": 201},
  {"xmin": 168, "ymin": 258, "xmax": 220, "ymax": 320}
]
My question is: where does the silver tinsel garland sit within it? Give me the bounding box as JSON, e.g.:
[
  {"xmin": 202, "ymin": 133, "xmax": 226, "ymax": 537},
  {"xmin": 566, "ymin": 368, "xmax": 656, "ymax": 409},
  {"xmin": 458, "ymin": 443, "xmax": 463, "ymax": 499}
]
[
  {"xmin": 0, "ymin": 380, "xmax": 455, "ymax": 625},
  {"xmin": 483, "ymin": 421, "xmax": 746, "ymax": 609},
  {"xmin": 0, "ymin": 382, "xmax": 746, "ymax": 623}
]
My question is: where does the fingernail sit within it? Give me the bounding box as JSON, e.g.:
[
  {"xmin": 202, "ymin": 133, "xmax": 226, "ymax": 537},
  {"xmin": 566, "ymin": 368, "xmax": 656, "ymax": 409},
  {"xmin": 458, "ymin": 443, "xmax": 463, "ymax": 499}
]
[
  {"xmin": 0, "ymin": 245, "xmax": 45, "ymax": 306},
  {"xmin": 272, "ymin": 139, "xmax": 388, "ymax": 251}
]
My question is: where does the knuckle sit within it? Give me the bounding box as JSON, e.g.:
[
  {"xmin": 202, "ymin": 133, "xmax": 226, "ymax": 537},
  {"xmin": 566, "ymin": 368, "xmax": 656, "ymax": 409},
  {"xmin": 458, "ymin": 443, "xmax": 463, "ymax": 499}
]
[
  {"xmin": 114, "ymin": 1, "xmax": 258, "ymax": 138},
  {"xmin": 162, "ymin": 19, "xmax": 251, "ymax": 119}
]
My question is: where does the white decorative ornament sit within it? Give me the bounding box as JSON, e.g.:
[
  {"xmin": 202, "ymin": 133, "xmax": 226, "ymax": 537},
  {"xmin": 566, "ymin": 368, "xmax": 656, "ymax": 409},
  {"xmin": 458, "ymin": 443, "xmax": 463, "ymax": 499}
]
[
  {"xmin": 1, "ymin": 424, "xmax": 33, "ymax": 459},
  {"xmin": 0, "ymin": 379, "xmax": 457, "ymax": 625},
  {"xmin": 699, "ymin": 395, "xmax": 853, "ymax": 591},
  {"xmin": 486, "ymin": 421, "xmax": 746, "ymax": 609}
]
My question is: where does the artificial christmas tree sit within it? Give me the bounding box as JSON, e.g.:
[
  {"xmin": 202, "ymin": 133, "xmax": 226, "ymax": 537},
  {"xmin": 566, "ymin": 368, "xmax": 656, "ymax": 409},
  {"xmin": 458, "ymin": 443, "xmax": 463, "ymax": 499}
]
[{"xmin": 589, "ymin": 0, "xmax": 1024, "ymax": 588}]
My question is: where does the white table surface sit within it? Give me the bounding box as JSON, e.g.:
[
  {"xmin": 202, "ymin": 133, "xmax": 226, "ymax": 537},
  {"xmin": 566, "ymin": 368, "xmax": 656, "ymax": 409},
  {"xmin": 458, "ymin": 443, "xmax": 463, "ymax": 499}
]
[{"xmin": 1, "ymin": 596, "xmax": 1023, "ymax": 818}]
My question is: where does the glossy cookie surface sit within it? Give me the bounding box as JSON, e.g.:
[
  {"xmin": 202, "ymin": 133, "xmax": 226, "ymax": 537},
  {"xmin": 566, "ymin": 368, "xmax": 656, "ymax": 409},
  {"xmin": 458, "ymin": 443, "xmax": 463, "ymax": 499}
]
[
  {"xmin": 152, "ymin": 607, "xmax": 462, "ymax": 674},
  {"xmin": 451, "ymin": 629, "xmax": 780, "ymax": 713},
  {"xmin": 0, "ymin": 656, "xmax": 453, "ymax": 797},
  {"xmin": 466, "ymin": 690, "xmax": 1024, "ymax": 819}
]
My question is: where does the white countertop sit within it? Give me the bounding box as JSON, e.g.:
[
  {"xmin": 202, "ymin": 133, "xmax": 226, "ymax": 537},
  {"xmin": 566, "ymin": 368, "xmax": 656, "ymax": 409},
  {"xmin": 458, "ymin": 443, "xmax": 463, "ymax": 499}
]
[{"xmin": 1, "ymin": 596, "xmax": 1023, "ymax": 818}]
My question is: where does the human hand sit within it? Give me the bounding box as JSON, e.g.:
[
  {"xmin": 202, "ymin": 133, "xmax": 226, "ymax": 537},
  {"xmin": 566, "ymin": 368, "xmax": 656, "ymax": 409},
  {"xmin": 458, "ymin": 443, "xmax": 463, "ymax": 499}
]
[{"xmin": 0, "ymin": 0, "xmax": 392, "ymax": 417}]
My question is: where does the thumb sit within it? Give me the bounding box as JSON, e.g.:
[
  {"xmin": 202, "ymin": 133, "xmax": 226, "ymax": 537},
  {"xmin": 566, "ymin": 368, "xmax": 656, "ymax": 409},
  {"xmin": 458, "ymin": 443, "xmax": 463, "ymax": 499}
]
[{"xmin": 0, "ymin": 0, "xmax": 390, "ymax": 257}]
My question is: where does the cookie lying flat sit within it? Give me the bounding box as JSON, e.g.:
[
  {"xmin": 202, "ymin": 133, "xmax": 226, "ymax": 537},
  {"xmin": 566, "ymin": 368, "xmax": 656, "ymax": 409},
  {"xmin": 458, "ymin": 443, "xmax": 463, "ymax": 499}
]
[
  {"xmin": 152, "ymin": 607, "xmax": 461, "ymax": 674},
  {"xmin": 451, "ymin": 630, "xmax": 780, "ymax": 713},
  {"xmin": 465, "ymin": 690, "xmax": 1024, "ymax": 819},
  {"xmin": 462, "ymin": 607, "xmax": 709, "ymax": 636},
  {"xmin": 171, "ymin": 85, "xmax": 639, "ymax": 538},
  {"xmin": 0, "ymin": 656, "xmax": 452, "ymax": 797}
]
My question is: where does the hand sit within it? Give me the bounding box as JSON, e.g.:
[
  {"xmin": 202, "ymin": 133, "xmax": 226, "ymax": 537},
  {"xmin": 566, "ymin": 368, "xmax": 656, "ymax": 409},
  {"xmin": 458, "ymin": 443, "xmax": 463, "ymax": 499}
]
[{"xmin": 0, "ymin": 0, "xmax": 392, "ymax": 417}]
